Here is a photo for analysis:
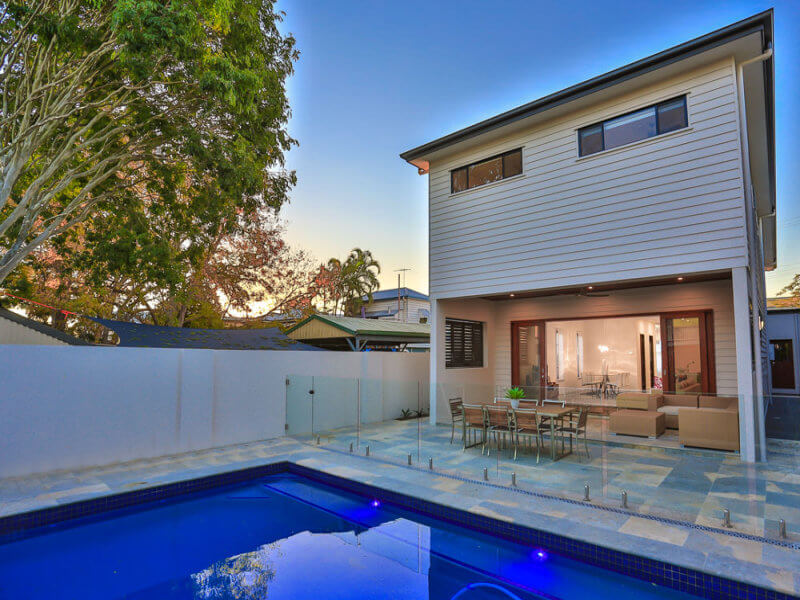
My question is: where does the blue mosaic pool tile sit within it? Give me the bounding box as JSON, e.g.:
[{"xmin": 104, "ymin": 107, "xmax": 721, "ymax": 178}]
[{"xmin": 0, "ymin": 459, "xmax": 795, "ymax": 600}]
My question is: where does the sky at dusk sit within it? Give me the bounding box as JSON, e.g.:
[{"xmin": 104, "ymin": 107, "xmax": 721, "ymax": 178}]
[{"xmin": 276, "ymin": 0, "xmax": 800, "ymax": 296}]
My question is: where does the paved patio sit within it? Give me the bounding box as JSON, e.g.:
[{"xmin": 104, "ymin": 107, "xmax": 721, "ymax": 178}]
[
  {"xmin": 306, "ymin": 418, "xmax": 800, "ymax": 540},
  {"xmin": 0, "ymin": 435, "xmax": 798, "ymax": 597}
]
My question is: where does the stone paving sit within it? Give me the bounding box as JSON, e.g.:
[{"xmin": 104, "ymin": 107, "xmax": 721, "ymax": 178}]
[
  {"xmin": 309, "ymin": 419, "xmax": 800, "ymax": 540},
  {"xmin": 0, "ymin": 435, "xmax": 798, "ymax": 597}
]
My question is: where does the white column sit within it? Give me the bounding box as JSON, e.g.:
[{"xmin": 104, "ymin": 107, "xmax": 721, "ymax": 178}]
[
  {"xmin": 732, "ymin": 267, "xmax": 757, "ymax": 462},
  {"xmin": 428, "ymin": 297, "xmax": 438, "ymax": 425}
]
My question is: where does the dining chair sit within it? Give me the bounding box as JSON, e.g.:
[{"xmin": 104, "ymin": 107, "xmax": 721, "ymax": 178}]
[
  {"xmin": 508, "ymin": 407, "xmax": 542, "ymax": 462},
  {"xmin": 462, "ymin": 403, "xmax": 488, "ymax": 453},
  {"xmin": 448, "ymin": 397, "xmax": 464, "ymax": 444},
  {"xmin": 539, "ymin": 396, "xmax": 567, "ymax": 433},
  {"xmin": 485, "ymin": 405, "xmax": 510, "ymax": 456},
  {"xmin": 558, "ymin": 406, "xmax": 590, "ymax": 461}
]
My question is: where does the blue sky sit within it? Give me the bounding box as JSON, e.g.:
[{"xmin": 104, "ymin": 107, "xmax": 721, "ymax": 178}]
[{"xmin": 277, "ymin": 0, "xmax": 799, "ymax": 296}]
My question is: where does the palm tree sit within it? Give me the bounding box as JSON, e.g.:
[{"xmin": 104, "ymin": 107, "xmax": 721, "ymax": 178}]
[{"xmin": 340, "ymin": 248, "xmax": 380, "ymax": 316}]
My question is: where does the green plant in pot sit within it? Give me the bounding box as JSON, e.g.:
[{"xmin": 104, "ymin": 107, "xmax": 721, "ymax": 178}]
[{"xmin": 504, "ymin": 386, "xmax": 525, "ymax": 408}]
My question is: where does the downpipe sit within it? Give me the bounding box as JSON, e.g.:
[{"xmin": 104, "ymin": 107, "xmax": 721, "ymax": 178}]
[{"xmin": 735, "ymin": 46, "xmax": 772, "ymax": 463}]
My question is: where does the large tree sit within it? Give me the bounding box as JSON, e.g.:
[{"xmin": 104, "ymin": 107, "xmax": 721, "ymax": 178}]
[
  {"xmin": 779, "ymin": 277, "xmax": 800, "ymax": 303},
  {"xmin": 0, "ymin": 0, "xmax": 297, "ymax": 284},
  {"xmin": 4, "ymin": 205, "xmax": 321, "ymax": 338}
]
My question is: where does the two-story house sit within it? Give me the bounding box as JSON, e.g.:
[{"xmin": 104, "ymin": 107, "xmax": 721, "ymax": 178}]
[
  {"xmin": 402, "ymin": 12, "xmax": 775, "ymax": 461},
  {"xmin": 362, "ymin": 288, "xmax": 431, "ymax": 323}
]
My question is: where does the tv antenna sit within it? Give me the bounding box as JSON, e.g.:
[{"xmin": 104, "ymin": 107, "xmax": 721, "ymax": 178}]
[{"xmin": 394, "ymin": 267, "xmax": 411, "ymax": 290}]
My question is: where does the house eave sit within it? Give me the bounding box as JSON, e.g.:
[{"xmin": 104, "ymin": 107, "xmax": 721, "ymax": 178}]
[{"xmin": 400, "ymin": 10, "xmax": 774, "ymax": 168}]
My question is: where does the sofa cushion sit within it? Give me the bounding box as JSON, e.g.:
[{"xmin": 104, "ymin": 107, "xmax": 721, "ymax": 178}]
[
  {"xmin": 657, "ymin": 405, "xmax": 680, "ymax": 416},
  {"xmin": 616, "ymin": 392, "xmax": 662, "ymax": 411},
  {"xmin": 698, "ymin": 396, "xmax": 738, "ymax": 410},
  {"xmin": 662, "ymin": 394, "xmax": 698, "ymax": 408}
]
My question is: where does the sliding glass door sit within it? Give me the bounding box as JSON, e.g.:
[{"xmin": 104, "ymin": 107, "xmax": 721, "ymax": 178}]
[
  {"xmin": 511, "ymin": 321, "xmax": 545, "ymax": 400},
  {"xmin": 661, "ymin": 312, "xmax": 714, "ymax": 394},
  {"xmin": 511, "ymin": 311, "xmax": 715, "ymax": 399}
]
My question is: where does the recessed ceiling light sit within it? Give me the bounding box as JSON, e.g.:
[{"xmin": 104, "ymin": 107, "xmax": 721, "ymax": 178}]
[
  {"xmin": 587, "ymin": 286, "xmax": 593, "ymax": 290},
  {"xmin": 677, "ymin": 277, "xmax": 684, "ymax": 282},
  {"xmin": 509, "ymin": 293, "xmax": 515, "ymax": 297}
]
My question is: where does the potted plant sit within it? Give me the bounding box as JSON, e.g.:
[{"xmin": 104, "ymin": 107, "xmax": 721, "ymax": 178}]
[{"xmin": 504, "ymin": 386, "xmax": 525, "ymax": 409}]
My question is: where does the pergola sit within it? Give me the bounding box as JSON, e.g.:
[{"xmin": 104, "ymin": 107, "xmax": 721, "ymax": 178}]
[{"xmin": 285, "ymin": 314, "xmax": 429, "ymax": 351}]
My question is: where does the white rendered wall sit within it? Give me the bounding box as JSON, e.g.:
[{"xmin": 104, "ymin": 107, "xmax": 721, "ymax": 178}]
[
  {"xmin": 0, "ymin": 347, "xmax": 429, "ymax": 478},
  {"xmin": 430, "ymin": 297, "xmax": 498, "ymax": 424}
]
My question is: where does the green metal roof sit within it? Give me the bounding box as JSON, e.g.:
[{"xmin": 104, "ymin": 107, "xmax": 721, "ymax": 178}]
[{"xmin": 286, "ymin": 314, "xmax": 430, "ymax": 338}]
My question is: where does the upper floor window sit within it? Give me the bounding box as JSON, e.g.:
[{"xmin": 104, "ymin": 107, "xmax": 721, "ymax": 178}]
[
  {"xmin": 578, "ymin": 96, "xmax": 688, "ymax": 157},
  {"xmin": 450, "ymin": 148, "xmax": 522, "ymax": 194}
]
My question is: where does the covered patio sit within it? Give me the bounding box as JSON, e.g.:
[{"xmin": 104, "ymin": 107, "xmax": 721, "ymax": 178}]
[{"xmin": 429, "ymin": 275, "xmax": 769, "ymax": 461}]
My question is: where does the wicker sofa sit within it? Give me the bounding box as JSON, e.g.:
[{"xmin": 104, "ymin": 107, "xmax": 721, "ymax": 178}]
[
  {"xmin": 613, "ymin": 392, "xmax": 740, "ymax": 451},
  {"xmin": 678, "ymin": 395, "xmax": 740, "ymax": 451}
]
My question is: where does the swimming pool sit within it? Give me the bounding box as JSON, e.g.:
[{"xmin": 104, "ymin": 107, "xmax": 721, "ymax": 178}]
[{"xmin": 0, "ymin": 471, "xmax": 709, "ymax": 600}]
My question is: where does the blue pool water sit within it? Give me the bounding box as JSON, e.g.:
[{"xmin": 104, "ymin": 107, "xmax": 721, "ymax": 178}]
[{"xmin": 0, "ymin": 474, "xmax": 702, "ymax": 599}]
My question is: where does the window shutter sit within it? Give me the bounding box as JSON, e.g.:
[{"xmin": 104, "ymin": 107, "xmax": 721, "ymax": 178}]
[{"xmin": 445, "ymin": 319, "xmax": 483, "ymax": 368}]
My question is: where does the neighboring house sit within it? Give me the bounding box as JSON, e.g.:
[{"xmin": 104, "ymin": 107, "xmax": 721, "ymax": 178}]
[
  {"xmin": 286, "ymin": 314, "xmax": 429, "ymax": 351},
  {"xmin": 401, "ymin": 12, "xmax": 775, "ymax": 461},
  {"xmin": 362, "ymin": 288, "xmax": 431, "ymax": 324},
  {"xmin": 223, "ymin": 309, "xmax": 306, "ymax": 328},
  {"xmin": 0, "ymin": 308, "xmax": 92, "ymax": 346},
  {"xmin": 89, "ymin": 317, "xmax": 322, "ymax": 351},
  {"xmin": 765, "ymin": 297, "xmax": 800, "ymax": 395}
]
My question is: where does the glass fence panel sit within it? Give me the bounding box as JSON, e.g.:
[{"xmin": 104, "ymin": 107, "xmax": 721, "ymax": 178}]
[
  {"xmin": 419, "ymin": 382, "xmax": 497, "ymax": 479},
  {"xmin": 285, "ymin": 375, "xmax": 314, "ymax": 439},
  {"xmin": 359, "ymin": 378, "xmax": 383, "ymax": 426},
  {"xmin": 765, "ymin": 393, "xmax": 800, "ymax": 441},
  {"xmin": 311, "ymin": 376, "xmax": 359, "ymax": 452},
  {"xmin": 286, "ymin": 374, "xmax": 794, "ymax": 541},
  {"xmin": 360, "ymin": 379, "xmax": 422, "ymax": 464}
]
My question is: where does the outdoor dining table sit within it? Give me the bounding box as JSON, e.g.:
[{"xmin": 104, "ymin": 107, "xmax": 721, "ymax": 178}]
[{"xmin": 534, "ymin": 404, "xmax": 576, "ymax": 461}]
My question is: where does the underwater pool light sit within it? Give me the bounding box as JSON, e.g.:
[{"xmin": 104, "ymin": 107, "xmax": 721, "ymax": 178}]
[{"xmin": 370, "ymin": 499, "xmax": 381, "ymax": 508}]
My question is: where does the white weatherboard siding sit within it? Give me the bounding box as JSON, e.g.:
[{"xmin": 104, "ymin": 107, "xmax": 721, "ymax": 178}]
[
  {"xmin": 428, "ymin": 59, "xmax": 747, "ymax": 299},
  {"xmin": 405, "ymin": 298, "xmax": 431, "ymax": 323},
  {"xmin": 368, "ymin": 297, "xmax": 431, "ymax": 323}
]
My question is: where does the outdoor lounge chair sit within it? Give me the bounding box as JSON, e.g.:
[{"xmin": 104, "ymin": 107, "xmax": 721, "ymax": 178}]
[
  {"xmin": 558, "ymin": 406, "xmax": 590, "ymax": 461},
  {"xmin": 448, "ymin": 397, "xmax": 464, "ymax": 444},
  {"xmin": 508, "ymin": 407, "xmax": 542, "ymax": 462}
]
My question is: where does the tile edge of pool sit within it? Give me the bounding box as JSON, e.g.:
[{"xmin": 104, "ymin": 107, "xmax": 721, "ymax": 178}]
[{"xmin": 0, "ymin": 460, "xmax": 795, "ymax": 600}]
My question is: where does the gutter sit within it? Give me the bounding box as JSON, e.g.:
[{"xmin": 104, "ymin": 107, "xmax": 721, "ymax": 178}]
[{"xmin": 400, "ymin": 10, "xmax": 773, "ymax": 166}]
